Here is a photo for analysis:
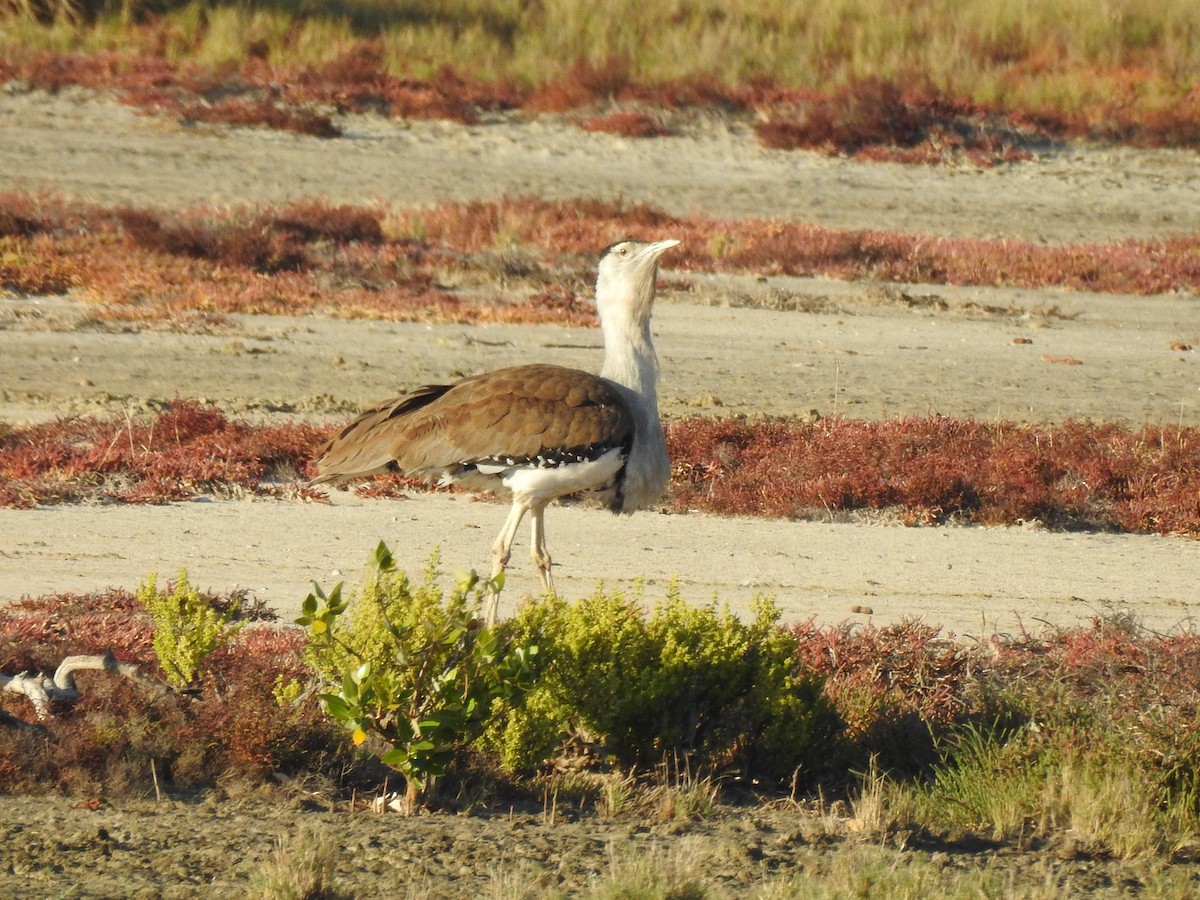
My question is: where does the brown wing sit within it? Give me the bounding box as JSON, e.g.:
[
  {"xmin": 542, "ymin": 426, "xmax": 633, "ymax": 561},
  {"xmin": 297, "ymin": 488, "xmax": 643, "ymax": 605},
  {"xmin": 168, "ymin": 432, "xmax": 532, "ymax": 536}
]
[{"xmin": 310, "ymin": 364, "xmax": 632, "ymax": 484}]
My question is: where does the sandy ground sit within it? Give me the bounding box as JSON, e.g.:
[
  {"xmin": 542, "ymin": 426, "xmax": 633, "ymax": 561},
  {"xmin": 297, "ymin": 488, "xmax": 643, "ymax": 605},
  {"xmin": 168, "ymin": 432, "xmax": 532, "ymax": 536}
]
[
  {"xmin": 3, "ymin": 496, "xmax": 1199, "ymax": 637},
  {"xmin": 2, "ymin": 89, "xmax": 1199, "ymax": 637},
  {"xmin": 4, "ymin": 87, "xmax": 1200, "ymax": 244}
]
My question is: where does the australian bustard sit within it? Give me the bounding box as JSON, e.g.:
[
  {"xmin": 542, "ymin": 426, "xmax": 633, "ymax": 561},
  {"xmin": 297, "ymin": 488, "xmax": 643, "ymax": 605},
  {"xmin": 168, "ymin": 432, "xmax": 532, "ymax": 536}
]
[{"xmin": 310, "ymin": 238, "xmax": 680, "ymax": 625}]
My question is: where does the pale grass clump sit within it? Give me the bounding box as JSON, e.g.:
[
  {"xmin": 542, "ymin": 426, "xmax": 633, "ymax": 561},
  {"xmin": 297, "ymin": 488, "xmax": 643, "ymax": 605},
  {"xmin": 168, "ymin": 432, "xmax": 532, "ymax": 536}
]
[
  {"xmin": 252, "ymin": 828, "xmax": 343, "ymax": 900},
  {"xmin": 585, "ymin": 765, "xmax": 720, "ymax": 822},
  {"xmin": 849, "ymin": 757, "xmax": 920, "ymax": 839},
  {"xmin": 595, "ymin": 771, "xmax": 637, "ymax": 820},
  {"xmin": 381, "ymin": 18, "xmax": 517, "ymax": 84},
  {"xmin": 278, "ymin": 17, "xmax": 360, "ymax": 69},
  {"xmin": 483, "ymin": 860, "xmax": 561, "ymax": 900},
  {"xmin": 591, "ymin": 841, "xmax": 710, "ymax": 900},
  {"xmin": 487, "ymin": 841, "xmax": 712, "ymax": 900},
  {"xmin": 191, "ymin": 6, "xmax": 293, "ymax": 70},
  {"xmin": 908, "ymin": 717, "xmax": 1200, "ymax": 859},
  {"xmin": 1038, "ymin": 755, "xmax": 1192, "ymax": 860},
  {"xmin": 661, "ymin": 765, "xmax": 721, "ymax": 822},
  {"xmin": 486, "ymin": 840, "xmax": 1200, "ymax": 900}
]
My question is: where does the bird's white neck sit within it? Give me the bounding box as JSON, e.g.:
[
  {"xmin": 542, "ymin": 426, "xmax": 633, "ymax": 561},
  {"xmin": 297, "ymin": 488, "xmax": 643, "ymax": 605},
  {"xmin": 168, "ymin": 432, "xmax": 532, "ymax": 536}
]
[
  {"xmin": 592, "ymin": 242, "xmax": 673, "ymax": 512},
  {"xmin": 600, "ymin": 318, "xmax": 659, "ymax": 402},
  {"xmin": 599, "ymin": 316, "xmax": 668, "ymax": 513}
]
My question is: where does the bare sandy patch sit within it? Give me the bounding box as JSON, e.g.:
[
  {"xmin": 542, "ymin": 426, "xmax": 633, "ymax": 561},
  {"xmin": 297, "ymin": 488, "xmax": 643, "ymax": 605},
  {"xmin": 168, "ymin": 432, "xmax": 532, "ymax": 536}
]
[{"xmin": 2, "ymin": 88, "xmax": 1199, "ymax": 243}]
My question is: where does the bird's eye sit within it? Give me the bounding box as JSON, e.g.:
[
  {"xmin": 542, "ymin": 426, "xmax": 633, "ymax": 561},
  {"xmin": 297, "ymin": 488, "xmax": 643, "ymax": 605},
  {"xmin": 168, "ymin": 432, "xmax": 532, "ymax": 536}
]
[{"xmin": 618, "ymin": 246, "xmax": 628, "ymax": 256}]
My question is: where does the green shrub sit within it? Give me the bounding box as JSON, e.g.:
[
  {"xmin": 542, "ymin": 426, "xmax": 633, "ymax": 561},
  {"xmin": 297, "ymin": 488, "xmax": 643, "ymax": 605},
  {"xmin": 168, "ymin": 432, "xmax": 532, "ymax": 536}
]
[
  {"xmin": 493, "ymin": 586, "xmax": 839, "ymax": 782},
  {"xmin": 138, "ymin": 570, "xmax": 242, "ymax": 688},
  {"xmin": 299, "ymin": 543, "xmax": 535, "ymax": 809}
]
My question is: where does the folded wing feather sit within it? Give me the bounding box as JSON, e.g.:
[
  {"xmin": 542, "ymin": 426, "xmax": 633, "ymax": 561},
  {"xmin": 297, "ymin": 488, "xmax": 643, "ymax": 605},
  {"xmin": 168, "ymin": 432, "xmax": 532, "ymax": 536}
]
[{"xmin": 310, "ymin": 364, "xmax": 633, "ymax": 485}]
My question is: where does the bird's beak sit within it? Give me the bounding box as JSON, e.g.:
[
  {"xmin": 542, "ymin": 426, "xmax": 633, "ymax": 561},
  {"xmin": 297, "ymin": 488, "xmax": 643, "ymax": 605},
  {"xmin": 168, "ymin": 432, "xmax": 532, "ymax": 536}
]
[{"xmin": 643, "ymin": 239, "xmax": 680, "ymax": 258}]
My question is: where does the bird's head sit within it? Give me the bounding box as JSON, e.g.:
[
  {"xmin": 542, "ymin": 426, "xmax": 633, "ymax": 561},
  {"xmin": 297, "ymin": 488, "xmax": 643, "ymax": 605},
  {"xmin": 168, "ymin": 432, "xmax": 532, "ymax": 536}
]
[{"xmin": 594, "ymin": 238, "xmax": 680, "ymax": 327}]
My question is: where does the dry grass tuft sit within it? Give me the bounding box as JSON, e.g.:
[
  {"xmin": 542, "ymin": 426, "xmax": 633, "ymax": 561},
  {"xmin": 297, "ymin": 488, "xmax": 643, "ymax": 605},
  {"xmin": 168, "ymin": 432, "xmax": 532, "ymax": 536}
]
[{"xmin": 253, "ymin": 828, "xmax": 346, "ymax": 900}]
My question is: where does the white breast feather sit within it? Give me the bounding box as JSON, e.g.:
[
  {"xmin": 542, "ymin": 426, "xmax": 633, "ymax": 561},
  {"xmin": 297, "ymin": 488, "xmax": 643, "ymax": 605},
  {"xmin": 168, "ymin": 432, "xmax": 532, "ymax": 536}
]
[{"xmin": 499, "ymin": 448, "xmax": 624, "ymax": 503}]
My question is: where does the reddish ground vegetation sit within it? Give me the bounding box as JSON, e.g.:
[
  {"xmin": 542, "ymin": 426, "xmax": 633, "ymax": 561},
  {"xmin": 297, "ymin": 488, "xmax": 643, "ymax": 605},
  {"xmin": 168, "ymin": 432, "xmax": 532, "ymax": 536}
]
[
  {"xmin": 4, "ymin": 47, "xmax": 1198, "ymax": 163},
  {"xmin": 172, "ymin": 97, "xmax": 341, "ymax": 138},
  {"xmin": 4, "ymin": 193, "xmax": 1199, "ymax": 324},
  {"xmin": 795, "ymin": 618, "xmax": 971, "ymax": 733},
  {"xmin": 579, "ymin": 110, "xmax": 670, "ymax": 138},
  {"xmin": 0, "ymin": 588, "xmax": 342, "ymax": 793},
  {"xmin": 3, "ymin": 404, "xmax": 1199, "ymax": 537},
  {"xmin": 665, "ymin": 415, "xmax": 1200, "ymax": 535},
  {"xmin": 0, "ymin": 401, "xmax": 332, "ymax": 507},
  {"xmin": 0, "ymin": 586, "xmax": 272, "ymax": 675},
  {"xmin": 0, "ymin": 590, "xmax": 156, "ymax": 674},
  {"xmin": 0, "ymin": 50, "xmax": 176, "ymax": 95},
  {"xmin": 0, "ymin": 193, "xmax": 599, "ymax": 328},
  {"xmin": 792, "ymin": 614, "xmax": 1200, "ymax": 783},
  {"xmin": 984, "ymin": 613, "xmax": 1200, "ymax": 795},
  {"xmin": 753, "ymin": 78, "xmax": 1044, "ymax": 165},
  {"xmin": 395, "ymin": 197, "xmax": 1200, "ymax": 296},
  {"xmin": 273, "ymin": 47, "xmax": 515, "ymax": 124},
  {"xmin": 791, "ymin": 618, "xmax": 974, "ymax": 772},
  {"xmin": 4, "ymin": 583, "xmax": 1198, "ymax": 800}
]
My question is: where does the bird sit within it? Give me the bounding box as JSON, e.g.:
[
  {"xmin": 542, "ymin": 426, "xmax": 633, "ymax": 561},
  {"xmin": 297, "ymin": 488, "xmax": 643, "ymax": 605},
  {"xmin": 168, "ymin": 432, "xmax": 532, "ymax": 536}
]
[{"xmin": 310, "ymin": 238, "xmax": 680, "ymax": 626}]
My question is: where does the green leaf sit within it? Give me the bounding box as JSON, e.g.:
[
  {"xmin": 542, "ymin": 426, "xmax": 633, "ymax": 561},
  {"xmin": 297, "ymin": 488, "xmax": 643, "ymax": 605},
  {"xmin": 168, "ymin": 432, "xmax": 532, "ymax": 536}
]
[
  {"xmin": 341, "ymin": 672, "xmax": 360, "ymax": 704},
  {"xmin": 379, "ymin": 748, "xmax": 410, "ymax": 769},
  {"xmin": 381, "ymin": 616, "xmax": 407, "ymax": 643},
  {"xmin": 320, "ymin": 694, "xmax": 351, "ymax": 720},
  {"xmin": 328, "ymin": 582, "xmax": 348, "ymax": 614},
  {"xmin": 424, "ymin": 754, "xmax": 451, "ymax": 777},
  {"xmin": 372, "ymin": 541, "xmax": 395, "ymax": 573}
]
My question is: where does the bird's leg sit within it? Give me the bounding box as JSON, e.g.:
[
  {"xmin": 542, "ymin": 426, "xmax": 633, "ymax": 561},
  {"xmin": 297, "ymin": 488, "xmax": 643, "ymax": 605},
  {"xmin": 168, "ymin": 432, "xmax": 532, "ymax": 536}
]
[
  {"xmin": 529, "ymin": 501, "xmax": 555, "ymax": 596},
  {"xmin": 486, "ymin": 500, "xmax": 528, "ymax": 627}
]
